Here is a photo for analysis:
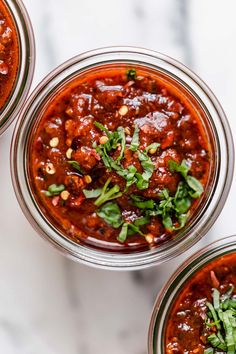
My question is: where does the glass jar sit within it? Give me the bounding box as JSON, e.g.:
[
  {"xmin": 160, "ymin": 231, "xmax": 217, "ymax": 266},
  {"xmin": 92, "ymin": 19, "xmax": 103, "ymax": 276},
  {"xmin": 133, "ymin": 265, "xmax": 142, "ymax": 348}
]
[
  {"xmin": 0, "ymin": 0, "xmax": 35, "ymax": 135},
  {"xmin": 11, "ymin": 46, "xmax": 234, "ymax": 270},
  {"xmin": 148, "ymin": 234, "xmax": 236, "ymax": 354}
]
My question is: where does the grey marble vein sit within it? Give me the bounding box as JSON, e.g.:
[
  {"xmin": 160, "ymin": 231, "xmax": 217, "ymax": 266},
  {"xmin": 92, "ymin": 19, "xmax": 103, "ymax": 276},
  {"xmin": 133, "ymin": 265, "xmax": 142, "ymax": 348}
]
[{"xmin": 174, "ymin": 0, "xmax": 193, "ymax": 66}]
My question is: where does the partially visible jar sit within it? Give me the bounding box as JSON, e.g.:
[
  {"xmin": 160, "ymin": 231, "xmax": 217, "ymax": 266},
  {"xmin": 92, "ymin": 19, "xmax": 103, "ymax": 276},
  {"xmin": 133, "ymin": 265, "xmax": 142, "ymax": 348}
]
[
  {"xmin": 0, "ymin": 0, "xmax": 35, "ymax": 135},
  {"xmin": 11, "ymin": 47, "xmax": 234, "ymax": 270},
  {"xmin": 148, "ymin": 235, "xmax": 236, "ymax": 354}
]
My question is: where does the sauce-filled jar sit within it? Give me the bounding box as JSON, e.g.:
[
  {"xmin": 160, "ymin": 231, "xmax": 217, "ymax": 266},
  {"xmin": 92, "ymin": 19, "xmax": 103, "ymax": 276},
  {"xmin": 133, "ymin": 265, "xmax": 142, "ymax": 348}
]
[
  {"xmin": 0, "ymin": 0, "xmax": 35, "ymax": 135},
  {"xmin": 11, "ymin": 47, "xmax": 233, "ymax": 269},
  {"xmin": 148, "ymin": 235, "xmax": 236, "ymax": 354}
]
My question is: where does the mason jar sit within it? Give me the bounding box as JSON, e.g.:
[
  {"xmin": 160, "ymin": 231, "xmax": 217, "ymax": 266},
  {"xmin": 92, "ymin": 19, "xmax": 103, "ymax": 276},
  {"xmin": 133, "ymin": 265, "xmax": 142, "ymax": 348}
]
[
  {"xmin": 148, "ymin": 234, "xmax": 236, "ymax": 354},
  {"xmin": 10, "ymin": 46, "xmax": 234, "ymax": 270},
  {"xmin": 0, "ymin": 0, "xmax": 35, "ymax": 135}
]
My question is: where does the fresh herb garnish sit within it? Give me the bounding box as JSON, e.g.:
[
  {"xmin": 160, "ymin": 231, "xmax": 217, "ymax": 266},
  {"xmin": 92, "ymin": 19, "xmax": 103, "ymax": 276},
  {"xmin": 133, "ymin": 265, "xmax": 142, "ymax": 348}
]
[
  {"xmin": 117, "ymin": 223, "xmax": 129, "ymax": 242},
  {"xmin": 131, "ymin": 194, "xmax": 155, "ymax": 209},
  {"xmin": 136, "ymin": 150, "xmax": 155, "ymax": 190},
  {"xmin": 94, "ymin": 178, "xmax": 122, "ymax": 206},
  {"xmin": 96, "ymin": 201, "xmax": 149, "ymax": 243},
  {"xmin": 174, "ymin": 181, "xmax": 192, "ymax": 214},
  {"xmin": 116, "ymin": 126, "xmax": 126, "ymax": 163},
  {"xmin": 125, "ymin": 165, "xmax": 137, "ymax": 188},
  {"xmin": 117, "ymin": 217, "xmax": 149, "ymax": 243},
  {"xmin": 126, "ymin": 68, "xmax": 137, "ymax": 80},
  {"xmin": 204, "ymin": 285, "xmax": 236, "ymax": 353},
  {"xmin": 94, "ymin": 122, "xmax": 126, "ymax": 162},
  {"xmin": 145, "ymin": 143, "xmax": 160, "ymax": 154},
  {"xmin": 93, "ymin": 119, "xmax": 204, "ymax": 239},
  {"xmin": 169, "ymin": 159, "xmax": 190, "ymax": 177},
  {"xmin": 187, "ymin": 175, "xmax": 204, "ymax": 198},
  {"xmin": 67, "ymin": 160, "xmax": 84, "ymax": 174},
  {"xmin": 130, "ymin": 125, "xmax": 140, "ymax": 152},
  {"xmin": 45, "ymin": 184, "xmax": 65, "ymax": 197},
  {"xmin": 94, "ymin": 121, "xmax": 111, "ymax": 138},
  {"xmin": 204, "ymin": 348, "xmax": 214, "ymax": 354},
  {"xmin": 83, "ymin": 188, "xmax": 102, "ymax": 199},
  {"xmin": 95, "ymin": 122, "xmax": 157, "ymax": 190},
  {"xmin": 94, "ymin": 157, "xmax": 203, "ymax": 236},
  {"xmin": 97, "ymin": 201, "xmax": 123, "ymax": 228},
  {"xmin": 169, "ymin": 159, "xmax": 203, "ymax": 198},
  {"xmin": 130, "ymin": 184, "xmax": 191, "ymax": 232}
]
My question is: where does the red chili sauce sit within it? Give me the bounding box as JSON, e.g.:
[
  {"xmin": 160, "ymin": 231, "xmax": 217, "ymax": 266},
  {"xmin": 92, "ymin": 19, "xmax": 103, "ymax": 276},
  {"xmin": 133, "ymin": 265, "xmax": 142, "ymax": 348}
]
[
  {"xmin": 165, "ymin": 253, "xmax": 236, "ymax": 354},
  {"xmin": 0, "ymin": 0, "xmax": 19, "ymax": 110},
  {"xmin": 30, "ymin": 65, "xmax": 212, "ymax": 252}
]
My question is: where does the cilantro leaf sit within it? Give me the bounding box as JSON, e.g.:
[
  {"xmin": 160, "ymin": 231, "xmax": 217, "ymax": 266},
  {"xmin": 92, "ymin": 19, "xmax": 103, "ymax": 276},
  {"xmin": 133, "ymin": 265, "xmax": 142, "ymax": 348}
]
[
  {"xmin": 169, "ymin": 159, "xmax": 203, "ymax": 199},
  {"xmin": 131, "ymin": 194, "xmax": 155, "ymax": 209},
  {"xmin": 169, "ymin": 159, "xmax": 190, "ymax": 178},
  {"xmin": 97, "ymin": 202, "xmax": 123, "ymax": 229},
  {"xmin": 116, "ymin": 126, "xmax": 126, "ymax": 163},
  {"xmin": 125, "ymin": 165, "xmax": 137, "ymax": 188},
  {"xmin": 145, "ymin": 143, "xmax": 160, "ymax": 153},
  {"xmin": 45, "ymin": 184, "xmax": 65, "ymax": 197},
  {"xmin": 117, "ymin": 223, "xmax": 129, "ymax": 242},
  {"xmin": 136, "ymin": 150, "xmax": 155, "ymax": 190},
  {"xmin": 130, "ymin": 124, "xmax": 140, "ymax": 151},
  {"xmin": 126, "ymin": 68, "xmax": 137, "ymax": 80},
  {"xmin": 94, "ymin": 178, "xmax": 122, "ymax": 206},
  {"xmin": 67, "ymin": 161, "xmax": 84, "ymax": 174},
  {"xmin": 94, "ymin": 121, "xmax": 111, "ymax": 138},
  {"xmin": 117, "ymin": 216, "xmax": 150, "ymax": 243},
  {"xmin": 83, "ymin": 188, "xmax": 102, "ymax": 199},
  {"xmin": 186, "ymin": 175, "xmax": 204, "ymax": 198}
]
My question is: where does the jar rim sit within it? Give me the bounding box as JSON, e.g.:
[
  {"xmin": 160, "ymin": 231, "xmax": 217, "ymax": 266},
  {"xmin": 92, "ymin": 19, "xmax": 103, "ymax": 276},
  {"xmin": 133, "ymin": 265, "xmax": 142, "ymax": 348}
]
[
  {"xmin": 148, "ymin": 234, "xmax": 236, "ymax": 354},
  {"xmin": 10, "ymin": 46, "xmax": 234, "ymax": 270},
  {"xmin": 0, "ymin": 0, "xmax": 35, "ymax": 135}
]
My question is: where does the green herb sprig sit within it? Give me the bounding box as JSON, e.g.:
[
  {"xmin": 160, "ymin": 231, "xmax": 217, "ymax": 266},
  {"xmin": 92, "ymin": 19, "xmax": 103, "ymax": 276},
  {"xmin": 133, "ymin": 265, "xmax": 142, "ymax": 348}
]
[
  {"xmin": 93, "ymin": 178, "xmax": 122, "ymax": 207},
  {"xmin": 126, "ymin": 68, "xmax": 137, "ymax": 80},
  {"xmin": 95, "ymin": 121, "xmax": 158, "ymax": 190},
  {"xmin": 130, "ymin": 124, "xmax": 140, "ymax": 151},
  {"xmin": 94, "ymin": 121, "xmax": 126, "ymax": 162},
  {"xmin": 96, "ymin": 201, "xmax": 150, "ymax": 243},
  {"xmin": 44, "ymin": 184, "xmax": 65, "ymax": 197},
  {"xmin": 67, "ymin": 161, "xmax": 84, "ymax": 174},
  {"xmin": 204, "ymin": 286, "xmax": 236, "ymax": 354},
  {"xmin": 131, "ymin": 184, "xmax": 190, "ymax": 232},
  {"xmin": 169, "ymin": 159, "xmax": 203, "ymax": 198},
  {"xmin": 97, "ymin": 201, "xmax": 123, "ymax": 229}
]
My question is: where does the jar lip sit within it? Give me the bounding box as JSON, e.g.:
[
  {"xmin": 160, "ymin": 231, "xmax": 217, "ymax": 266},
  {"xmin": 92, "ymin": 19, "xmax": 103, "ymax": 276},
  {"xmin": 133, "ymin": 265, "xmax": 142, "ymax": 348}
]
[
  {"xmin": 148, "ymin": 234, "xmax": 236, "ymax": 354},
  {"xmin": 11, "ymin": 46, "xmax": 234, "ymax": 270},
  {"xmin": 0, "ymin": 0, "xmax": 35, "ymax": 135}
]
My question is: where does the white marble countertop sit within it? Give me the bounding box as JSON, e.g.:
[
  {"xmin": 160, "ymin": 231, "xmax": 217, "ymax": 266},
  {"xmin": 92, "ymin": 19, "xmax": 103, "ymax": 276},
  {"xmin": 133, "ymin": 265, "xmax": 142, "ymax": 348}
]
[{"xmin": 0, "ymin": 0, "xmax": 236, "ymax": 353}]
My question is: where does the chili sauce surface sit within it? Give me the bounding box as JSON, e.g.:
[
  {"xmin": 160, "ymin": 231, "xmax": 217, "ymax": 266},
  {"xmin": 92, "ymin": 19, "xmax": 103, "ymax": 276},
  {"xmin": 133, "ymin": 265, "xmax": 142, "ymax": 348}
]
[
  {"xmin": 0, "ymin": 0, "xmax": 19, "ymax": 110},
  {"xmin": 30, "ymin": 65, "xmax": 211, "ymax": 252},
  {"xmin": 165, "ymin": 253, "xmax": 236, "ymax": 354}
]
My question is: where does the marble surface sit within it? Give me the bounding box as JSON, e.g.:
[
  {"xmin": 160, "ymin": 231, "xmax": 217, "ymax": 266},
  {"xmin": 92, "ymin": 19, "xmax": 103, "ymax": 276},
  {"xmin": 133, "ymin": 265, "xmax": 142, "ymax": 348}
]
[{"xmin": 0, "ymin": 0, "xmax": 236, "ymax": 353}]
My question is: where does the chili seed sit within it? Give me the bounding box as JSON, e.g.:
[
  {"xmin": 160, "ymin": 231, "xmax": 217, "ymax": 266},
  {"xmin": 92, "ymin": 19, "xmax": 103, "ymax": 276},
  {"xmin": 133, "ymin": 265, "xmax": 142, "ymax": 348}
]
[
  {"xmin": 149, "ymin": 147, "xmax": 157, "ymax": 154},
  {"xmin": 49, "ymin": 137, "xmax": 59, "ymax": 148},
  {"xmin": 145, "ymin": 233, "xmax": 154, "ymax": 244},
  {"xmin": 46, "ymin": 162, "xmax": 56, "ymax": 175},
  {"xmin": 119, "ymin": 105, "xmax": 128, "ymax": 116},
  {"xmin": 60, "ymin": 190, "xmax": 70, "ymax": 200},
  {"xmin": 84, "ymin": 175, "xmax": 92, "ymax": 184},
  {"xmin": 135, "ymin": 107, "xmax": 140, "ymax": 115},
  {"xmin": 124, "ymin": 127, "xmax": 131, "ymax": 135},
  {"xmin": 66, "ymin": 148, "xmax": 73, "ymax": 159},
  {"xmin": 99, "ymin": 136, "xmax": 109, "ymax": 145}
]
